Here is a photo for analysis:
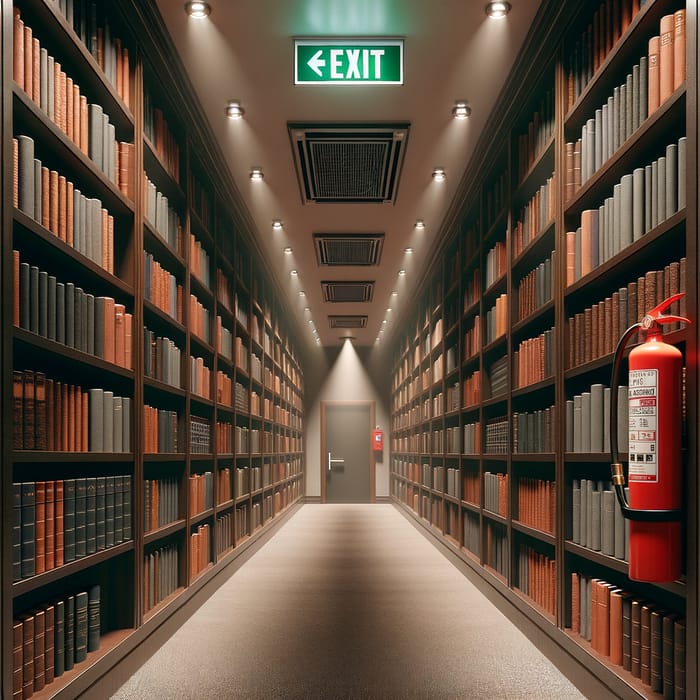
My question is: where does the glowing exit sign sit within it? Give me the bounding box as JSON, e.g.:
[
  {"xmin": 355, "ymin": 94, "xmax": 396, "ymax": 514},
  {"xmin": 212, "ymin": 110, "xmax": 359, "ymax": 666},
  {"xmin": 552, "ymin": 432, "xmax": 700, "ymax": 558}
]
[{"xmin": 294, "ymin": 40, "xmax": 404, "ymax": 85}]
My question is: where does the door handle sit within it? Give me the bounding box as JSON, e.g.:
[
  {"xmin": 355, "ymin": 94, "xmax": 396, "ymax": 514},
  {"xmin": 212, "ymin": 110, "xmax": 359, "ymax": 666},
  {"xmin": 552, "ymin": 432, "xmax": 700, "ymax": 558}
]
[{"xmin": 328, "ymin": 452, "xmax": 345, "ymax": 472}]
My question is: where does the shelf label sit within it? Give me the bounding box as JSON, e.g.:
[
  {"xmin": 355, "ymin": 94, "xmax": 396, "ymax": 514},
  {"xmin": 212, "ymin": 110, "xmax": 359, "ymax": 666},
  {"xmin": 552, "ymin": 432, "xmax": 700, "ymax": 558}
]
[
  {"xmin": 294, "ymin": 40, "xmax": 404, "ymax": 85},
  {"xmin": 628, "ymin": 369, "xmax": 658, "ymax": 482}
]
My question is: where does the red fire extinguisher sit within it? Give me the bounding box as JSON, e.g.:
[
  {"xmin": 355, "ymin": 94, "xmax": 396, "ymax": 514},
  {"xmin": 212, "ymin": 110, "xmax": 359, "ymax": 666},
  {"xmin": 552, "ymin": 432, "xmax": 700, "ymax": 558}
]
[
  {"xmin": 610, "ymin": 293, "xmax": 689, "ymax": 582},
  {"xmin": 372, "ymin": 427, "xmax": 383, "ymax": 452}
]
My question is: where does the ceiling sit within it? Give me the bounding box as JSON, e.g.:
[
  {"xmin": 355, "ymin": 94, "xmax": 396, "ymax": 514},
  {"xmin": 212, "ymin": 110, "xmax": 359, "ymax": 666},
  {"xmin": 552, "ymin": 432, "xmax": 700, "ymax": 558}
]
[{"xmin": 154, "ymin": 0, "xmax": 542, "ymax": 350}]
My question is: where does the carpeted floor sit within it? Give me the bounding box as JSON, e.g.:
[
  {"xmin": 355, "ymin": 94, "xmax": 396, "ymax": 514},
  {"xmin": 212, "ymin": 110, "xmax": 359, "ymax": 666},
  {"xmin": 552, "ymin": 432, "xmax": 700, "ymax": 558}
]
[{"xmin": 111, "ymin": 504, "xmax": 589, "ymax": 699}]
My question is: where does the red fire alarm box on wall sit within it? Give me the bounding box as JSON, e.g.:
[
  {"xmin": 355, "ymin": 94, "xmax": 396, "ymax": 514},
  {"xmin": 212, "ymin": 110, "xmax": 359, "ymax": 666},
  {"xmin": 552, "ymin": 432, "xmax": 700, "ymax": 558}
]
[{"xmin": 372, "ymin": 428, "xmax": 383, "ymax": 451}]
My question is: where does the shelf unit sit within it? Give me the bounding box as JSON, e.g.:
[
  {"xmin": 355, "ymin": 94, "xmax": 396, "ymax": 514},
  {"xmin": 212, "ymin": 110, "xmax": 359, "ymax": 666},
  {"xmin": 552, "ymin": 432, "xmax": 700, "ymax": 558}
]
[
  {"xmin": 389, "ymin": 1, "xmax": 696, "ymax": 698},
  {"xmin": 1, "ymin": 0, "xmax": 305, "ymax": 697}
]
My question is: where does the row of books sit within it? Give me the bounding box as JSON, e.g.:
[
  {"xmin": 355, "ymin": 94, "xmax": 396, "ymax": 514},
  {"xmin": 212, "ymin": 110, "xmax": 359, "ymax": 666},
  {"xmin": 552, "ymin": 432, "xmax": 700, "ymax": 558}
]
[
  {"xmin": 517, "ymin": 478, "xmax": 555, "ymax": 533},
  {"xmin": 517, "ymin": 545, "xmax": 556, "ymax": 616},
  {"xmin": 567, "ymin": 258, "xmax": 686, "ymax": 369},
  {"xmin": 14, "ymin": 477, "xmax": 131, "ymax": 581},
  {"xmin": 566, "ymin": 384, "xmax": 629, "ymax": 453},
  {"xmin": 485, "ymin": 293, "xmax": 508, "ymax": 344},
  {"xmin": 516, "ymin": 255, "xmax": 554, "ymax": 322},
  {"xmin": 216, "ymin": 269, "xmax": 234, "ymax": 314},
  {"xmin": 463, "ymin": 421, "xmax": 481, "ymax": 454},
  {"xmin": 188, "ymin": 171, "xmax": 212, "ymax": 228},
  {"xmin": 52, "ymin": 0, "xmax": 132, "ymax": 108},
  {"xmin": 216, "ymin": 370, "xmax": 232, "ymax": 406},
  {"xmin": 216, "ymin": 512, "xmax": 234, "ymax": 555},
  {"xmin": 463, "ymin": 369, "xmax": 481, "ymax": 408},
  {"xmin": 189, "ymin": 293, "xmax": 212, "ymax": 345},
  {"xmin": 571, "ymin": 573, "xmax": 685, "ymax": 696},
  {"xmin": 488, "ymin": 356, "xmax": 509, "ymax": 398},
  {"xmin": 573, "ymin": 479, "xmax": 629, "ymax": 561},
  {"xmin": 144, "ymin": 478, "xmax": 179, "ymax": 532},
  {"xmin": 13, "ymin": 371, "xmax": 131, "ymax": 452},
  {"xmin": 235, "ymin": 503, "xmax": 250, "ymax": 540},
  {"xmin": 463, "ymin": 268, "xmax": 480, "ymax": 313},
  {"xmin": 566, "ymin": 137, "xmax": 685, "ymax": 285},
  {"xmin": 13, "ymin": 586, "xmax": 101, "ymax": 699},
  {"xmin": 463, "ymin": 314, "xmax": 481, "ymax": 360},
  {"xmin": 485, "ymin": 171, "xmax": 508, "ymax": 229},
  {"xmin": 216, "ymin": 421, "xmax": 233, "ymax": 454},
  {"xmin": 15, "ymin": 135, "xmax": 116, "ymax": 274},
  {"xmin": 512, "ymin": 173, "xmax": 555, "ymax": 258},
  {"xmin": 190, "ymin": 416, "xmax": 212, "ymax": 455},
  {"xmin": 564, "ymin": 0, "xmax": 646, "ymax": 108},
  {"xmin": 485, "ymin": 522, "xmax": 508, "ymax": 577},
  {"xmin": 189, "ymin": 523, "xmax": 210, "ymax": 579},
  {"xmin": 144, "ymin": 328, "xmax": 182, "ymax": 388},
  {"xmin": 189, "ymin": 233, "xmax": 212, "ymax": 290},
  {"xmin": 464, "ymin": 511, "xmax": 480, "ymax": 556},
  {"xmin": 514, "ymin": 327, "xmax": 555, "ymax": 389},
  {"xmin": 216, "ymin": 318, "xmax": 233, "ymax": 362},
  {"xmin": 189, "ymin": 355, "xmax": 211, "ymax": 400},
  {"xmin": 144, "ymin": 174, "xmax": 183, "ymax": 253},
  {"xmin": 13, "ymin": 9, "xmax": 132, "ymax": 193},
  {"xmin": 445, "ymin": 468, "xmax": 460, "ymax": 499},
  {"xmin": 217, "ymin": 468, "xmax": 232, "ymax": 505},
  {"xmin": 484, "ymin": 239, "xmax": 507, "ymax": 289},
  {"xmin": 143, "ymin": 91, "xmax": 180, "ymax": 182},
  {"xmin": 484, "ymin": 471, "xmax": 508, "ymax": 516},
  {"xmin": 513, "ymin": 406, "xmax": 556, "ymax": 453},
  {"xmin": 143, "ymin": 406, "xmax": 178, "ymax": 453},
  {"xmin": 485, "ymin": 417, "xmax": 508, "ymax": 455},
  {"xmin": 517, "ymin": 88, "xmax": 555, "ymax": 181},
  {"xmin": 14, "ymin": 251, "xmax": 133, "ymax": 369},
  {"xmin": 144, "ymin": 544, "xmax": 178, "ymax": 614},
  {"xmin": 144, "ymin": 251, "xmax": 183, "ymax": 322},
  {"xmin": 188, "ymin": 472, "xmax": 214, "ymax": 517}
]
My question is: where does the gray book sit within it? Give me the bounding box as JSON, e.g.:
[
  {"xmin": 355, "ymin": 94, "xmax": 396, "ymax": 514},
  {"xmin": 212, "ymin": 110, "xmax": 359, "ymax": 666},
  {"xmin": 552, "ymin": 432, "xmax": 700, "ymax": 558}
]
[
  {"xmin": 572, "ymin": 480, "xmax": 581, "ymax": 544},
  {"xmin": 89, "ymin": 388, "xmax": 104, "ymax": 452},
  {"xmin": 678, "ymin": 136, "xmax": 687, "ymax": 209},
  {"xmin": 650, "ymin": 160, "xmax": 658, "ymax": 228},
  {"xmin": 47, "ymin": 275, "xmax": 56, "ymax": 341},
  {"xmin": 620, "ymin": 173, "xmax": 633, "ymax": 249},
  {"xmin": 624, "ymin": 487, "xmax": 630, "ymax": 561},
  {"xmin": 591, "ymin": 488, "xmax": 601, "ymax": 551},
  {"xmin": 602, "ymin": 489, "xmax": 615, "ymax": 556},
  {"xmin": 603, "ymin": 387, "xmax": 612, "ymax": 453},
  {"xmin": 632, "ymin": 167, "xmax": 645, "ymax": 241},
  {"xmin": 17, "ymin": 135, "xmax": 35, "ymax": 217},
  {"xmin": 122, "ymin": 397, "xmax": 131, "ymax": 451},
  {"xmin": 29, "ymin": 265, "xmax": 39, "ymax": 334},
  {"xmin": 573, "ymin": 395, "xmax": 582, "ymax": 452},
  {"xmin": 107, "ymin": 123, "xmax": 116, "ymax": 182},
  {"xmin": 19, "ymin": 262, "xmax": 30, "ymax": 330},
  {"xmin": 581, "ymin": 392, "xmax": 591, "ymax": 452},
  {"xmin": 40, "ymin": 48, "xmax": 48, "ymax": 113},
  {"xmin": 566, "ymin": 400, "xmax": 574, "ymax": 452},
  {"xmin": 619, "ymin": 286, "xmax": 628, "ymax": 331},
  {"xmin": 56, "ymin": 282, "xmax": 65, "ymax": 344},
  {"xmin": 665, "ymin": 143, "xmax": 678, "ymax": 216},
  {"xmin": 585, "ymin": 118, "xmax": 595, "ymax": 181},
  {"xmin": 75, "ymin": 287, "xmax": 83, "ymax": 353},
  {"xmin": 607, "ymin": 96, "xmax": 614, "ymax": 161},
  {"xmin": 47, "ymin": 55, "xmax": 55, "ymax": 122},
  {"xmin": 625, "ymin": 73, "xmax": 633, "ymax": 141},
  {"xmin": 612, "ymin": 86, "xmax": 620, "ymax": 152},
  {"xmin": 113, "ymin": 397, "xmax": 123, "ymax": 452},
  {"xmin": 657, "ymin": 155, "xmax": 667, "ymax": 223},
  {"xmin": 594, "ymin": 108, "xmax": 602, "ymax": 171},
  {"xmin": 86, "ymin": 294, "xmax": 95, "ymax": 355},
  {"xmin": 631, "ymin": 65, "xmax": 640, "ymax": 132},
  {"xmin": 586, "ymin": 480, "xmax": 594, "ymax": 549},
  {"xmin": 601, "ymin": 104, "xmax": 609, "ymax": 164},
  {"xmin": 39, "ymin": 270, "xmax": 48, "ymax": 337},
  {"xmin": 103, "ymin": 391, "xmax": 114, "ymax": 452},
  {"xmin": 614, "ymin": 486, "xmax": 625, "ymax": 559},
  {"xmin": 65, "ymin": 282, "xmax": 75, "ymax": 348},
  {"xmin": 33, "ymin": 159, "xmax": 42, "ymax": 222},
  {"xmin": 102, "ymin": 113, "xmax": 110, "ymax": 177},
  {"xmin": 73, "ymin": 189, "xmax": 82, "ymax": 256},
  {"xmin": 644, "ymin": 164, "xmax": 653, "ymax": 233},
  {"xmin": 88, "ymin": 104, "xmax": 104, "ymax": 170},
  {"xmin": 590, "ymin": 384, "xmax": 604, "ymax": 452},
  {"xmin": 612, "ymin": 182, "xmax": 622, "ymax": 258},
  {"xmin": 639, "ymin": 56, "xmax": 648, "ymax": 125},
  {"xmin": 618, "ymin": 84, "xmax": 626, "ymax": 150},
  {"xmin": 90, "ymin": 198, "xmax": 102, "ymax": 266},
  {"xmin": 580, "ymin": 479, "xmax": 588, "ymax": 548}
]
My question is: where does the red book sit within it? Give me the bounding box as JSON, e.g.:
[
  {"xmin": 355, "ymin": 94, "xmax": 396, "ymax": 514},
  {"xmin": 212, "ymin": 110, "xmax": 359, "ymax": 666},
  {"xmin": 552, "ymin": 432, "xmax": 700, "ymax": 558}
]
[
  {"xmin": 103, "ymin": 296, "xmax": 116, "ymax": 364},
  {"xmin": 13, "ymin": 10, "xmax": 24, "ymax": 89},
  {"xmin": 34, "ymin": 372, "xmax": 46, "ymax": 451},
  {"xmin": 23, "ymin": 25, "xmax": 32, "ymax": 100},
  {"xmin": 673, "ymin": 10, "xmax": 686, "ymax": 90},
  {"xmin": 114, "ymin": 304, "xmax": 126, "ymax": 368},
  {"xmin": 32, "ymin": 608, "xmax": 45, "ymax": 691},
  {"xmin": 125, "ymin": 312, "xmax": 133, "ymax": 370},
  {"xmin": 648, "ymin": 36, "xmax": 660, "ymax": 114},
  {"xmin": 659, "ymin": 15, "xmax": 675, "ymax": 104},
  {"xmin": 21, "ymin": 615, "xmax": 34, "ymax": 699},
  {"xmin": 23, "ymin": 370, "xmax": 35, "ymax": 450},
  {"xmin": 43, "ymin": 605, "xmax": 54, "ymax": 685},
  {"xmin": 34, "ymin": 482, "xmax": 46, "ymax": 575},
  {"xmin": 13, "ymin": 620, "xmax": 23, "ymax": 699}
]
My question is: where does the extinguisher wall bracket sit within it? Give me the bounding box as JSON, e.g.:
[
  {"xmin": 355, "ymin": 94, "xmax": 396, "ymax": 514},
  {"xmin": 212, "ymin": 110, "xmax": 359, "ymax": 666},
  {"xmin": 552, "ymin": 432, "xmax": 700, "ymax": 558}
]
[{"xmin": 609, "ymin": 293, "xmax": 689, "ymax": 524}]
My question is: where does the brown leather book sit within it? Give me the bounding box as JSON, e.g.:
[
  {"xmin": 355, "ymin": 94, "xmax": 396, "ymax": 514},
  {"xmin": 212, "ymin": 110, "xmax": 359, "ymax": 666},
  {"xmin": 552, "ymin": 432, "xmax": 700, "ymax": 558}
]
[
  {"xmin": 23, "ymin": 370, "xmax": 35, "ymax": 450},
  {"xmin": 631, "ymin": 599, "xmax": 642, "ymax": 677},
  {"xmin": 58, "ymin": 175, "xmax": 67, "ymax": 243},
  {"xmin": 13, "ymin": 138, "xmax": 18, "ymax": 208},
  {"xmin": 590, "ymin": 304, "xmax": 599, "ymax": 360},
  {"xmin": 13, "ymin": 619, "xmax": 23, "ymax": 698},
  {"xmin": 650, "ymin": 609, "xmax": 663, "ymax": 691},
  {"xmin": 641, "ymin": 603, "xmax": 655, "ymax": 685},
  {"xmin": 600, "ymin": 583, "xmax": 611, "ymax": 656},
  {"xmin": 66, "ymin": 181, "xmax": 74, "ymax": 247},
  {"xmin": 66, "ymin": 383, "xmax": 75, "ymax": 452},
  {"xmin": 21, "ymin": 614, "xmax": 34, "ymax": 698},
  {"xmin": 60, "ymin": 382, "xmax": 68, "ymax": 451},
  {"xmin": 41, "ymin": 167, "xmax": 49, "ymax": 229},
  {"xmin": 43, "ymin": 604, "xmax": 54, "ymax": 685},
  {"xmin": 80, "ymin": 95, "xmax": 88, "ymax": 154},
  {"xmin": 54, "ymin": 480, "xmax": 64, "ymax": 567},
  {"xmin": 648, "ymin": 36, "xmax": 660, "ymax": 114},
  {"xmin": 659, "ymin": 15, "xmax": 674, "ymax": 104},
  {"xmin": 591, "ymin": 578, "xmax": 599, "ymax": 650},
  {"xmin": 23, "ymin": 26, "xmax": 33, "ymax": 100},
  {"xmin": 610, "ymin": 589, "xmax": 623, "ymax": 664},
  {"xmin": 35, "ymin": 481, "xmax": 46, "ymax": 575},
  {"xmin": 674, "ymin": 619, "xmax": 686, "ymax": 699},
  {"xmin": 114, "ymin": 304, "xmax": 125, "ymax": 367},
  {"xmin": 46, "ymin": 379, "xmax": 55, "ymax": 452},
  {"xmin": 32, "ymin": 608, "xmax": 45, "ymax": 691},
  {"xmin": 49, "ymin": 169, "xmax": 59, "ymax": 237},
  {"xmin": 101, "ymin": 208, "xmax": 109, "ymax": 271},
  {"xmin": 673, "ymin": 10, "xmax": 686, "ymax": 90},
  {"xmin": 125, "ymin": 312, "xmax": 133, "ymax": 370},
  {"xmin": 103, "ymin": 296, "xmax": 116, "ymax": 364},
  {"xmin": 82, "ymin": 389, "xmax": 89, "ymax": 451},
  {"xmin": 13, "ymin": 10, "xmax": 24, "ymax": 90},
  {"xmin": 107, "ymin": 214, "xmax": 114, "ymax": 274},
  {"xmin": 31, "ymin": 37, "xmax": 39, "ymax": 106},
  {"xmin": 13, "ymin": 250, "xmax": 20, "ymax": 327},
  {"xmin": 44, "ymin": 481, "xmax": 54, "ymax": 571},
  {"xmin": 35, "ymin": 372, "xmax": 46, "ymax": 451},
  {"xmin": 53, "ymin": 61, "xmax": 62, "ymax": 132},
  {"xmin": 637, "ymin": 274, "xmax": 646, "ymax": 320},
  {"xmin": 65, "ymin": 76, "xmax": 74, "ymax": 142}
]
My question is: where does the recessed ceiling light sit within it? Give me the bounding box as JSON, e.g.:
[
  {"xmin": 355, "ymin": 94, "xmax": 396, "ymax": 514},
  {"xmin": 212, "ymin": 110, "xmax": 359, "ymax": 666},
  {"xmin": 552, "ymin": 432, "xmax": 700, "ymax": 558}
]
[
  {"xmin": 284, "ymin": 247, "xmax": 293, "ymax": 254},
  {"xmin": 225, "ymin": 100, "xmax": 244, "ymax": 120},
  {"xmin": 398, "ymin": 269, "xmax": 406, "ymax": 276},
  {"xmin": 404, "ymin": 247, "xmax": 413, "ymax": 254},
  {"xmin": 485, "ymin": 1, "xmax": 511, "ymax": 18},
  {"xmin": 185, "ymin": 1, "xmax": 211, "ymax": 18},
  {"xmin": 382, "ymin": 320, "xmax": 387, "ymax": 325},
  {"xmin": 250, "ymin": 167, "xmax": 264, "ymax": 181},
  {"xmin": 452, "ymin": 101, "xmax": 471, "ymax": 119},
  {"xmin": 299, "ymin": 290, "xmax": 306, "ymax": 297},
  {"xmin": 386, "ymin": 308, "xmax": 392, "ymax": 313},
  {"xmin": 415, "ymin": 220, "xmax": 425, "ymax": 230},
  {"xmin": 290, "ymin": 270, "xmax": 298, "ymax": 276},
  {"xmin": 304, "ymin": 306, "xmax": 310, "ymax": 312},
  {"xmin": 432, "ymin": 168, "xmax": 446, "ymax": 182},
  {"xmin": 272, "ymin": 219, "xmax": 283, "ymax": 230}
]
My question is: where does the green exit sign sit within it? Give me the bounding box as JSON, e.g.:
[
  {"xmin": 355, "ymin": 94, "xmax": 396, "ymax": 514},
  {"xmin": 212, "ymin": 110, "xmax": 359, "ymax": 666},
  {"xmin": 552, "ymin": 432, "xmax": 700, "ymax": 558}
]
[{"xmin": 295, "ymin": 40, "xmax": 404, "ymax": 85}]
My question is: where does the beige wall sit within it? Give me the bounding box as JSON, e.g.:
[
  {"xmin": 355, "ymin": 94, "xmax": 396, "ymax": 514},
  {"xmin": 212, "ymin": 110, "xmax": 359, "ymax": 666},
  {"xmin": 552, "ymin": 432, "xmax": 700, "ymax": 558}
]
[{"xmin": 304, "ymin": 340, "xmax": 391, "ymax": 499}]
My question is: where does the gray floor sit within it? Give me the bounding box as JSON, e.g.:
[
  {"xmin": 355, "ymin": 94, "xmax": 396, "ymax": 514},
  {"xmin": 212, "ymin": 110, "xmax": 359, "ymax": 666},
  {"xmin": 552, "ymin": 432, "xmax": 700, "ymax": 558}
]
[{"xmin": 111, "ymin": 504, "xmax": 588, "ymax": 699}]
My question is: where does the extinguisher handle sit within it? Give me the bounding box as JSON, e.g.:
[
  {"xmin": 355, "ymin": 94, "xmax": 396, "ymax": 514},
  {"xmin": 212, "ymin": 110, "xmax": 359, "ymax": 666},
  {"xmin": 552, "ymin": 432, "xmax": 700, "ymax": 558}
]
[{"xmin": 641, "ymin": 292, "xmax": 690, "ymax": 329}]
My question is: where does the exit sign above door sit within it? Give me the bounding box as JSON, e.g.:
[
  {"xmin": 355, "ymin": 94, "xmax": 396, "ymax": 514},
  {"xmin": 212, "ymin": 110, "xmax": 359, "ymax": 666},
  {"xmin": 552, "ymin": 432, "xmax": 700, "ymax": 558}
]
[{"xmin": 294, "ymin": 40, "xmax": 404, "ymax": 85}]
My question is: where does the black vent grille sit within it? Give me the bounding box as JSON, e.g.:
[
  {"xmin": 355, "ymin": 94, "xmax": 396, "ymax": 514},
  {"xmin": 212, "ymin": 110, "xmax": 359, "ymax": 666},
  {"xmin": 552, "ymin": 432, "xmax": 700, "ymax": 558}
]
[
  {"xmin": 329, "ymin": 315, "xmax": 368, "ymax": 329},
  {"xmin": 314, "ymin": 233, "xmax": 384, "ymax": 266},
  {"xmin": 321, "ymin": 281, "xmax": 374, "ymax": 303},
  {"xmin": 289, "ymin": 123, "xmax": 409, "ymax": 204}
]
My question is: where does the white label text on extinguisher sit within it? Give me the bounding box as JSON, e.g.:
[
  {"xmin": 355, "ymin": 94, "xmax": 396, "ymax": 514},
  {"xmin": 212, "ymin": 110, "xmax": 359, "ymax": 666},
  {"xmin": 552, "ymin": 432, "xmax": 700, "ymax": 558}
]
[{"xmin": 628, "ymin": 368, "xmax": 658, "ymax": 482}]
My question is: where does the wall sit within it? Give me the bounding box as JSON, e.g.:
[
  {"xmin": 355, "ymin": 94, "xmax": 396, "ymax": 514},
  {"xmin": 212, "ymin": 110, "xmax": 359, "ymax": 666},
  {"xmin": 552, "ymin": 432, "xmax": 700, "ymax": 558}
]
[{"xmin": 304, "ymin": 340, "xmax": 391, "ymax": 499}]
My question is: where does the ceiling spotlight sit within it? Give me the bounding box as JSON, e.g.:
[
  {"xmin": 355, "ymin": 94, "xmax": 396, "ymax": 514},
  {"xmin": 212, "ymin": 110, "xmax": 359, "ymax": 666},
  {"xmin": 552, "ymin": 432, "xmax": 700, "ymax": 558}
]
[
  {"xmin": 432, "ymin": 168, "xmax": 446, "ymax": 182},
  {"xmin": 386, "ymin": 308, "xmax": 392, "ymax": 313},
  {"xmin": 391, "ymin": 291, "xmax": 398, "ymax": 297},
  {"xmin": 290, "ymin": 270, "xmax": 298, "ymax": 276},
  {"xmin": 298, "ymin": 290, "xmax": 306, "ymax": 297},
  {"xmin": 452, "ymin": 101, "xmax": 472, "ymax": 119},
  {"xmin": 272, "ymin": 219, "xmax": 283, "ymax": 230},
  {"xmin": 284, "ymin": 247, "xmax": 293, "ymax": 254},
  {"xmin": 250, "ymin": 167, "xmax": 264, "ymax": 181},
  {"xmin": 404, "ymin": 247, "xmax": 413, "ymax": 254},
  {"xmin": 382, "ymin": 320, "xmax": 388, "ymax": 325},
  {"xmin": 304, "ymin": 306, "xmax": 310, "ymax": 312},
  {"xmin": 185, "ymin": 1, "xmax": 211, "ymax": 18},
  {"xmin": 225, "ymin": 100, "xmax": 244, "ymax": 120},
  {"xmin": 485, "ymin": 2, "xmax": 511, "ymax": 18},
  {"xmin": 415, "ymin": 219, "xmax": 425, "ymax": 229},
  {"xmin": 398, "ymin": 269, "xmax": 406, "ymax": 276}
]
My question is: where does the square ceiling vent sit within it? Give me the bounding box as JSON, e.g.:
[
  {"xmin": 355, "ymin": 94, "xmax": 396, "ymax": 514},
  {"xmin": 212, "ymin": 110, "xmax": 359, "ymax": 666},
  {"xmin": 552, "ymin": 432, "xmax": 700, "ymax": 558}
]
[
  {"xmin": 288, "ymin": 123, "xmax": 409, "ymax": 204},
  {"xmin": 321, "ymin": 281, "xmax": 374, "ymax": 303},
  {"xmin": 329, "ymin": 315, "xmax": 368, "ymax": 329},
  {"xmin": 314, "ymin": 233, "xmax": 384, "ymax": 266}
]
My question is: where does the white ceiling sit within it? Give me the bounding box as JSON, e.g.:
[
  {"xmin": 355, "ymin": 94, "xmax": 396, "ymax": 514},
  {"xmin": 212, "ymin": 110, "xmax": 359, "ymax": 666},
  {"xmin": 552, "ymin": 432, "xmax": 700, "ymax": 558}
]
[{"xmin": 154, "ymin": 0, "xmax": 542, "ymax": 351}]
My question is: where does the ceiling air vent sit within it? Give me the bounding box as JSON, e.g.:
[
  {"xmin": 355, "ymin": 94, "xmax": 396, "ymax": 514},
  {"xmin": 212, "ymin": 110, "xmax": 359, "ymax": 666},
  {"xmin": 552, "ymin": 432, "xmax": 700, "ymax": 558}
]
[
  {"xmin": 314, "ymin": 233, "xmax": 384, "ymax": 266},
  {"xmin": 321, "ymin": 281, "xmax": 374, "ymax": 303},
  {"xmin": 329, "ymin": 315, "xmax": 368, "ymax": 329},
  {"xmin": 288, "ymin": 123, "xmax": 410, "ymax": 204}
]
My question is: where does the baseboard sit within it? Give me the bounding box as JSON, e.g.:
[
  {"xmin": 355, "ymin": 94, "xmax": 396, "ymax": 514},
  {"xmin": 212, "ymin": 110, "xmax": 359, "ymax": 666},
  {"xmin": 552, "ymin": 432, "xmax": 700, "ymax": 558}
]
[
  {"xmin": 376, "ymin": 495, "xmax": 392, "ymax": 503},
  {"xmin": 304, "ymin": 495, "xmax": 321, "ymax": 503}
]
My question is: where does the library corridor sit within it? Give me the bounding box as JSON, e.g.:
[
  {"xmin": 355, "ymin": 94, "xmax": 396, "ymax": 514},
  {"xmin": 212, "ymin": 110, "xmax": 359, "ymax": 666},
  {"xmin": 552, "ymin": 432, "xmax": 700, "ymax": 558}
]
[{"xmin": 109, "ymin": 505, "xmax": 588, "ymax": 699}]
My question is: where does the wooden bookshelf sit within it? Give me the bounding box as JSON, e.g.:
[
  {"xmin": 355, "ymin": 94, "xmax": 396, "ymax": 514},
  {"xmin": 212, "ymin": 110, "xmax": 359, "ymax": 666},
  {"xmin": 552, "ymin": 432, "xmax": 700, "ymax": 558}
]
[
  {"xmin": 389, "ymin": 0, "xmax": 695, "ymax": 698},
  {"xmin": 1, "ymin": 0, "xmax": 305, "ymax": 697}
]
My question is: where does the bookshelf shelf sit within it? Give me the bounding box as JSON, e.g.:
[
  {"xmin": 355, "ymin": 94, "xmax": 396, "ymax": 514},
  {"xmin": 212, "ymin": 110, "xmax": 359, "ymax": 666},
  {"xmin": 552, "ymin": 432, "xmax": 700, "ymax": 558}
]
[{"xmin": 143, "ymin": 520, "xmax": 186, "ymax": 546}]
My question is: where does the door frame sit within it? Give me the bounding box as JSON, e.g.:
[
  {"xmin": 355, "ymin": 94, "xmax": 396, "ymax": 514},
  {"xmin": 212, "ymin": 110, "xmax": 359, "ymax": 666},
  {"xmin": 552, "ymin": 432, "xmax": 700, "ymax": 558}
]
[{"xmin": 320, "ymin": 400, "xmax": 376, "ymax": 504}]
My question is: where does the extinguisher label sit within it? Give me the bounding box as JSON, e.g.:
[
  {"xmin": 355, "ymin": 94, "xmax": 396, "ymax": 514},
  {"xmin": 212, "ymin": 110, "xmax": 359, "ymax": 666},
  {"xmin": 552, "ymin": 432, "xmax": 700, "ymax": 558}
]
[{"xmin": 628, "ymin": 369, "xmax": 658, "ymax": 482}]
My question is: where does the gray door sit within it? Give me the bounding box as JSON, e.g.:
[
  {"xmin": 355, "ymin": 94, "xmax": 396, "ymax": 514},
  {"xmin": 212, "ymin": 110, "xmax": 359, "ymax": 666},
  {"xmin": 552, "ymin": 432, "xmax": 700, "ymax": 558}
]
[{"xmin": 325, "ymin": 404, "xmax": 371, "ymax": 503}]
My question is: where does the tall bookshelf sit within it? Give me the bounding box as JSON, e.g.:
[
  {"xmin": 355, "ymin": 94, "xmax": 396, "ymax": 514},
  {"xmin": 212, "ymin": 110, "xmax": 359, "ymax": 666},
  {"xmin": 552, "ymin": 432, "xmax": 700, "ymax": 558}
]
[
  {"xmin": 1, "ymin": 0, "xmax": 305, "ymax": 697},
  {"xmin": 390, "ymin": 0, "xmax": 697, "ymax": 698}
]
